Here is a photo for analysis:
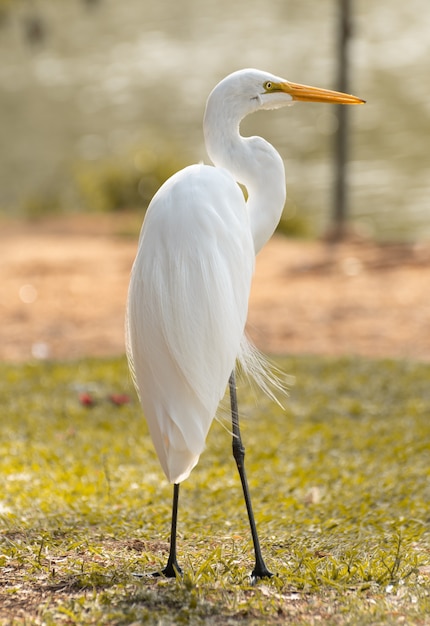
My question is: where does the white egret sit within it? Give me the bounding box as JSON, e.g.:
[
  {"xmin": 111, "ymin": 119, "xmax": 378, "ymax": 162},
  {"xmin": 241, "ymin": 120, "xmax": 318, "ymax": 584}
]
[{"xmin": 126, "ymin": 68, "xmax": 364, "ymax": 580}]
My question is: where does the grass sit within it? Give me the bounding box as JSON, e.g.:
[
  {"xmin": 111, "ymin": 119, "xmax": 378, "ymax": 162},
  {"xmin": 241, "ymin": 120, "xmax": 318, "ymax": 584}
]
[{"xmin": 1, "ymin": 355, "xmax": 430, "ymax": 624}]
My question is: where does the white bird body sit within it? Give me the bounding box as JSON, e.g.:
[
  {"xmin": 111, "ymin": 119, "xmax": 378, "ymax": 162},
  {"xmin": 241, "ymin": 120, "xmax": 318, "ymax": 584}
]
[
  {"xmin": 127, "ymin": 71, "xmax": 291, "ymax": 484},
  {"xmin": 126, "ymin": 69, "xmax": 364, "ymax": 485},
  {"xmin": 127, "ymin": 163, "xmax": 255, "ymax": 482}
]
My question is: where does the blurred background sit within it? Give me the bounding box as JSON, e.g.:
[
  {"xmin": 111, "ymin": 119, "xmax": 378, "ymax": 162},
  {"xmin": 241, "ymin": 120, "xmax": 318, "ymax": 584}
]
[{"xmin": 0, "ymin": 0, "xmax": 429, "ymax": 240}]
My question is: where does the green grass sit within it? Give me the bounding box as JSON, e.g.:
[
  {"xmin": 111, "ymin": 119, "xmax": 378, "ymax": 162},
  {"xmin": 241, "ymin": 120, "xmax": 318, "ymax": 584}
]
[{"xmin": 1, "ymin": 355, "xmax": 430, "ymax": 624}]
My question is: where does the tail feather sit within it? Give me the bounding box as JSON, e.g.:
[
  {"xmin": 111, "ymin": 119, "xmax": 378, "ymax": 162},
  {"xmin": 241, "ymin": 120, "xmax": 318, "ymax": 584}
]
[{"xmin": 237, "ymin": 335, "xmax": 292, "ymax": 408}]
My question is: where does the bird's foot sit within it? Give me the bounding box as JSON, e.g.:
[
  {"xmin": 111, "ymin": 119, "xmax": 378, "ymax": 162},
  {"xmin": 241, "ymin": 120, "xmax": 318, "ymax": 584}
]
[
  {"xmin": 132, "ymin": 561, "xmax": 183, "ymax": 579},
  {"xmin": 152, "ymin": 560, "xmax": 183, "ymax": 579},
  {"xmin": 250, "ymin": 564, "xmax": 273, "ymax": 585}
]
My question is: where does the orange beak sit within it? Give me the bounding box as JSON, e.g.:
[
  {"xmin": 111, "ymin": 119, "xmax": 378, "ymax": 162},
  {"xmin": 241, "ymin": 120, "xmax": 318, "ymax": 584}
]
[{"xmin": 280, "ymin": 81, "xmax": 365, "ymax": 105}]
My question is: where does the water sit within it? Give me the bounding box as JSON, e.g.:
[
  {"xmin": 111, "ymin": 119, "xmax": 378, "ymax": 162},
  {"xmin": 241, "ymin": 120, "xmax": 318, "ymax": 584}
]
[{"xmin": 0, "ymin": 0, "xmax": 429, "ymax": 239}]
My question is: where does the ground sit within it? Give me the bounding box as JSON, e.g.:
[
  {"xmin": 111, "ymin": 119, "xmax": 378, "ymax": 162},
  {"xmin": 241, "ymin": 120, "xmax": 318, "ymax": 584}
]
[
  {"xmin": 2, "ymin": 215, "xmax": 430, "ymax": 624},
  {"xmin": 2, "ymin": 213, "xmax": 430, "ymax": 363}
]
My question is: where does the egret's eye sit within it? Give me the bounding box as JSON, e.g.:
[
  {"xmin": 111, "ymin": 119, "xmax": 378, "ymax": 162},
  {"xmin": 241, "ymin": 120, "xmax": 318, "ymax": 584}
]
[{"xmin": 264, "ymin": 81, "xmax": 273, "ymax": 91}]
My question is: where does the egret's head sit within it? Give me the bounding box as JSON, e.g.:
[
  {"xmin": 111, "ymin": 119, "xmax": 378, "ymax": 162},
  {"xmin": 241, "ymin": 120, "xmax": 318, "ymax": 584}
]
[
  {"xmin": 259, "ymin": 73, "xmax": 365, "ymax": 109},
  {"xmin": 206, "ymin": 68, "xmax": 365, "ymax": 121}
]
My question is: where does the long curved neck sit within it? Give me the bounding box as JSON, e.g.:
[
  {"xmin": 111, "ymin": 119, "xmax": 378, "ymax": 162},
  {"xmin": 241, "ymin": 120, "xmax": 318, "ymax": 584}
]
[{"xmin": 204, "ymin": 105, "xmax": 286, "ymax": 254}]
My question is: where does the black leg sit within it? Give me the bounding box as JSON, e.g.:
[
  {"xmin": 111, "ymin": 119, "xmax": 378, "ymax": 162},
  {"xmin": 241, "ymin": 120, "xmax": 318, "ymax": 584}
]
[
  {"xmin": 229, "ymin": 371, "xmax": 273, "ymax": 582},
  {"xmin": 154, "ymin": 483, "xmax": 182, "ymax": 578}
]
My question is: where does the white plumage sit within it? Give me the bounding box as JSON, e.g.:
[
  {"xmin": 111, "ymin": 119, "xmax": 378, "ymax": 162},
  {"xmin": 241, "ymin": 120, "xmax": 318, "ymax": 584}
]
[
  {"xmin": 126, "ymin": 68, "xmax": 364, "ymax": 484},
  {"xmin": 126, "ymin": 69, "xmax": 291, "ymax": 484},
  {"xmin": 126, "ymin": 164, "xmax": 254, "ymax": 483}
]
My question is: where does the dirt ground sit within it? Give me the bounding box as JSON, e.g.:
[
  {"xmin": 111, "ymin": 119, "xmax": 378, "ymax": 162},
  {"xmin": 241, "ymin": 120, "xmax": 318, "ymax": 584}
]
[{"xmin": 2, "ymin": 214, "xmax": 430, "ymax": 363}]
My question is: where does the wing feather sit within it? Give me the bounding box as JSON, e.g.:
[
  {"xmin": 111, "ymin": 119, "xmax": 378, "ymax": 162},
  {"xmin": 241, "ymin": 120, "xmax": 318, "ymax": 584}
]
[{"xmin": 126, "ymin": 164, "xmax": 254, "ymax": 483}]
